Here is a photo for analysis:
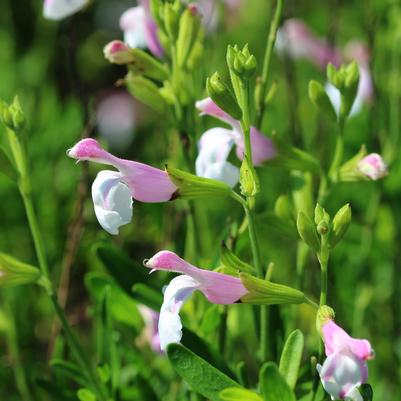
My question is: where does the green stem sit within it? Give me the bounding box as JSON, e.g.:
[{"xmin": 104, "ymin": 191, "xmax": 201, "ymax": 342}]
[
  {"xmin": 256, "ymin": 0, "xmax": 284, "ymax": 129},
  {"xmin": 318, "ymin": 234, "xmax": 329, "ymax": 306},
  {"xmin": 9, "ymin": 130, "xmax": 108, "ymax": 401},
  {"xmin": 328, "ymin": 123, "xmax": 344, "ymax": 182}
]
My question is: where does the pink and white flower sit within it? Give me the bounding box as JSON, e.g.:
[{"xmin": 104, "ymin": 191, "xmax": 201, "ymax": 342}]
[
  {"xmin": 357, "ymin": 153, "xmax": 388, "ymax": 181},
  {"xmin": 195, "ymin": 98, "xmax": 276, "ymax": 187},
  {"xmin": 120, "ymin": 0, "xmax": 163, "ymax": 58},
  {"xmin": 143, "ymin": 251, "xmax": 248, "ymax": 350},
  {"xmin": 276, "ymin": 19, "xmax": 341, "ymax": 69},
  {"xmin": 43, "ymin": 0, "xmax": 88, "ymax": 20},
  {"xmin": 67, "ymin": 139, "xmax": 177, "ymax": 234},
  {"xmin": 317, "ymin": 320, "xmax": 374, "ymax": 400}
]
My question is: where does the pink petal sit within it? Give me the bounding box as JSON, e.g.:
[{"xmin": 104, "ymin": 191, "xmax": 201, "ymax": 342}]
[
  {"xmin": 144, "ymin": 251, "xmax": 248, "ymax": 304},
  {"xmin": 235, "ymin": 127, "xmax": 276, "ymax": 165},
  {"xmin": 196, "ymin": 97, "xmax": 241, "ymax": 131},
  {"xmin": 322, "ymin": 321, "xmax": 374, "ymax": 361},
  {"xmin": 67, "ymin": 139, "xmax": 177, "ymax": 202}
]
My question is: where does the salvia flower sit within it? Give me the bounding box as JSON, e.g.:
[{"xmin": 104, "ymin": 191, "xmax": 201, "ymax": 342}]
[
  {"xmin": 67, "ymin": 139, "xmax": 177, "ymax": 234},
  {"xmin": 143, "ymin": 251, "xmax": 248, "ymax": 351},
  {"xmin": 317, "ymin": 319, "xmax": 374, "ymax": 400},
  {"xmin": 357, "ymin": 153, "xmax": 388, "ymax": 181},
  {"xmin": 195, "ymin": 98, "xmax": 275, "ymax": 187},
  {"xmin": 43, "ymin": 0, "xmax": 87, "ymax": 20},
  {"xmin": 120, "ymin": 0, "xmax": 164, "ymax": 58}
]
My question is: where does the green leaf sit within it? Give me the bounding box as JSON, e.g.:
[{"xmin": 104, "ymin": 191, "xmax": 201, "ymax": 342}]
[
  {"xmin": 166, "ymin": 343, "xmax": 240, "ymax": 401},
  {"xmin": 92, "ymin": 242, "xmax": 156, "ymax": 295},
  {"xmin": 360, "ymin": 384, "xmax": 373, "ymax": 401},
  {"xmin": 220, "ymin": 387, "xmax": 263, "ymax": 401},
  {"xmin": 85, "ymin": 272, "xmax": 143, "ymax": 328},
  {"xmin": 259, "ymin": 362, "xmax": 296, "ymax": 401},
  {"xmin": 221, "ymin": 243, "xmax": 255, "ymax": 273},
  {"xmin": 131, "ymin": 283, "xmax": 163, "ymax": 311},
  {"xmin": 0, "ymin": 145, "xmax": 17, "ymax": 181},
  {"xmin": 77, "ymin": 388, "xmax": 97, "ymax": 401},
  {"xmin": 50, "ymin": 359, "xmax": 89, "ymax": 387},
  {"xmin": 278, "ymin": 329, "xmax": 304, "ymax": 390}
]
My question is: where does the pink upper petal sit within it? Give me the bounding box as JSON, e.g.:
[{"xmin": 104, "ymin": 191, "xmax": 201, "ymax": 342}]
[
  {"xmin": 144, "ymin": 250, "xmax": 248, "ymax": 304},
  {"xmin": 67, "ymin": 139, "xmax": 177, "ymax": 202},
  {"xmin": 196, "ymin": 97, "xmax": 241, "ymax": 131},
  {"xmin": 322, "ymin": 321, "xmax": 374, "ymax": 361},
  {"xmin": 235, "ymin": 127, "xmax": 276, "ymax": 165}
]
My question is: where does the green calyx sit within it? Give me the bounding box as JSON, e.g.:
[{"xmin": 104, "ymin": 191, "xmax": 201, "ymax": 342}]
[
  {"xmin": 166, "ymin": 165, "xmax": 232, "ymax": 200},
  {"xmin": 0, "ymin": 252, "xmax": 41, "ymax": 288},
  {"xmin": 240, "ymin": 273, "xmax": 306, "ymax": 305}
]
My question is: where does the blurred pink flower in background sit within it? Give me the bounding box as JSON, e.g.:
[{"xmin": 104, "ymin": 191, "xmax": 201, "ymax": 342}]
[
  {"xmin": 144, "ymin": 251, "xmax": 248, "ymax": 350},
  {"xmin": 138, "ymin": 305, "xmax": 161, "ymax": 353},
  {"xmin": 43, "ymin": 0, "xmax": 88, "ymax": 20},
  {"xmin": 357, "ymin": 153, "xmax": 388, "ymax": 181},
  {"xmin": 96, "ymin": 91, "xmax": 136, "ymax": 150},
  {"xmin": 276, "ymin": 19, "xmax": 341, "ymax": 68},
  {"xmin": 195, "ymin": 98, "xmax": 275, "ymax": 186},
  {"xmin": 120, "ymin": 0, "xmax": 164, "ymax": 57},
  {"xmin": 317, "ymin": 319, "xmax": 374, "ymax": 401}
]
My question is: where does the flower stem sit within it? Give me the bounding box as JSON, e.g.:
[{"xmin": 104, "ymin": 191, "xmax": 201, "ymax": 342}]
[
  {"xmin": 318, "ymin": 234, "xmax": 329, "ymax": 306},
  {"xmin": 8, "ymin": 128, "xmax": 108, "ymax": 401},
  {"xmin": 256, "ymin": 0, "xmax": 284, "ymax": 129},
  {"xmin": 328, "ymin": 121, "xmax": 345, "ymax": 182}
]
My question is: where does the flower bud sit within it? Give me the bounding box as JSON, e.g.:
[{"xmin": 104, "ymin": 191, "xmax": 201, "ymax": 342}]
[
  {"xmin": 327, "ymin": 63, "xmax": 344, "ymax": 89},
  {"xmin": 329, "ymin": 203, "xmax": 351, "ymax": 248},
  {"xmin": 357, "ymin": 153, "xmax": 388, "ymax": 181},
  {"xmin": 103, "ymin": 40, "xmax": 134, "ymax": 64},
  {"xmin": 163, "ymin": 1, "xmax": 180, "ymax": 40},
  {"xmin": 240, "ymin": 273, "xmax": 307, "ymax": 305},
  {"xmin": 206, "ymin": 72, "xmax": 242, "ymax": 120},
  {"xmin": 125, "ymin": 73, "xmax": 167, "ymax": 114},
  {"xmin": 314, "ymin": 203, "xmax": 329, "ymax": 225},
  {"xmin": 239, "ymin": 155, "xmax": 259, "ymax": 197},
  {"xmin": 0, "ymin": 253, "xmax": 41, "ymax": 288},
  {"xmin": 176, "ymin": 4, "xmax": 202, "ymax": 69},
  {"xmin": 0, "ymin": 96, "xmax": 26, "ymax": 132},
  {"xmin": 166, "ymin": 165, "xmax": 232, "ymax": 200},
  {"xmin": 297, "ymin": 211, "xmax": 320, "ymax": 253},
  {"xmin": 308, "ymin": 80, "xmax": 337, "ymax": 122}
]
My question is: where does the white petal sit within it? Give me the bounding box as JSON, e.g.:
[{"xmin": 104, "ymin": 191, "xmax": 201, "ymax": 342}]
[
  {"xmin": 325, "ymin": 82, "xmax": 363, "ymax": 118},
  {"xmin": 195, "ymin": 128, "xmax": 238, "ymax": 184},
  {"xmin": 120, "ymin": 7, "xmax": 147, "ymax": 49},
  {"xmin": 91, "ymin": 170, "xmax": 133, "ymax": 235},
  {"xmin": 43, "ymin": 0, "xmax": 87, "ymax": 20},
  {"xmin": 158, "ymin": 275, "xmax": 200, "ymax": 351},
  {"xmin": 203, "ymin": 161, "xmax": 239, "ymax": 187}
]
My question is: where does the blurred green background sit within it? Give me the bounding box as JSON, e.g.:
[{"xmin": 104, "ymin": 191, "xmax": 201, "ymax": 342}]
[{"xmin": 0, "ymin": 0, "xmax": 400, "ymax": 400}]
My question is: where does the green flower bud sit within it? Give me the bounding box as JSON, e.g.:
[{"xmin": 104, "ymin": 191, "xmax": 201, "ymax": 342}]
[
  {"xmin": 316, "ymin": 305, "xmax": 335, "ymax": 336},
  {"xmin": 327, "ymin": 63, "xmax": 344, "ymax": 89},
  {"xmin": 0, "ymin": 96, "xmax": 26, "ymax": 132},
  {"xmin": 243, "ymin": 54, "xmax": 257, "ymax": 76},
  {"xmin": 239, "ymin": 155, "xmax": 259, "ymax": 197},
  {"xmin": 163, "ymin": 1, "xmax": 180, "ymax": 40},
  {"xmin": 329, "ymin": 203, "xmax": 351, "ymax": 248},
  {"xmin": 297, "ymin": 212, "xmax": 320, "ymax": 253},
  {"xmin": 308, "ymin": 80, "xmax": 337, "ymax": 122},
  {"xmin": 166, "ymin": 165, "xmax": 232, "ymax": 200},
  {"xmin": 127, "ymin": 48, "xmax": 168, "ymax": 81},
  {"xmin": 206, "ymin": 72, "xmax": 242, "ymax": 120},
  {"xmin": 274, "ymin": 194, "xmax": 293, "ymax": 222},
  {"xmin": 125, "ymin": 73, "xmax": 167, "ymax": 114},
  {"xmin": 176, "ymin": 4, "xmax": 201, "ymax": 69},
  {"xmin": 0, "ymin": 252, "xmax": 41, "ymax": 288},
  {"xmin": 240, "ymin": 273, "xmax": 307, "ymax": 305},
  {"xmin": 317, "ymin": 220, "xmax": 329, "ymax": 235}
]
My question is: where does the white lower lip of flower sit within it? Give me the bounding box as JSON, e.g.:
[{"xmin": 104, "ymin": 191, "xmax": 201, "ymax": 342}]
[
  {"xmin": 202, "ymin": 161, "xmax": 239, "ymax": 187},
  {"xmin": 158, "ymin": 275, "xmax": 200, "ymax": 351},
  {"xmin": 92, "ymin": 170, "xmax": 133, "ymax": 235},
  {"xmin": 43, "ymin": 0, "xmax": 87, "ymax": 20},
  {"xmin": 317, "ymin": 352, "xmax": 365, "ymax": 401}
]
